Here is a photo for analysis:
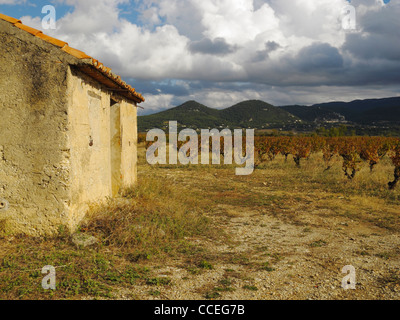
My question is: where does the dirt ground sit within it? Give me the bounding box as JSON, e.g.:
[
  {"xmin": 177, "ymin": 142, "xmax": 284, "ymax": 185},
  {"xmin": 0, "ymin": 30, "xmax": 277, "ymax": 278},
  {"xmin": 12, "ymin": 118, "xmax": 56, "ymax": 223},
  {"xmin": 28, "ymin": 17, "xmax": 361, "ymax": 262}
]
[
  {"xmin": 1, "ymin": 149, "xmax": 399, "ymax": 300},
  {"xmin": 114, "ymin": 158, "xmax": 400, "ymax": 300}
]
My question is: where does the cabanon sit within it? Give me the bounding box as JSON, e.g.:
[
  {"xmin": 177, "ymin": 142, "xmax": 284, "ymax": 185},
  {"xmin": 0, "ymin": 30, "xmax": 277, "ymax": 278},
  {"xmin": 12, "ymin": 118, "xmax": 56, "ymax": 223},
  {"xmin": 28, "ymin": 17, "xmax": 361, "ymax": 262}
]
[{"xmin": 0, "ymin": 13, "xmax": 144, "ymax": 236}]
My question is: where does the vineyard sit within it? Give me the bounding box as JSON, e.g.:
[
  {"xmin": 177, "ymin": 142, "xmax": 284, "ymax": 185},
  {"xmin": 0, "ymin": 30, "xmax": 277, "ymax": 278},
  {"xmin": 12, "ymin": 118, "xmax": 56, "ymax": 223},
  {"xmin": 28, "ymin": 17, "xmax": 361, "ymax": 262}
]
[
  {"xmin": 254, "ymin": 136, "xmax": 400, "ymax": 189},
  {"xmin": 140, "ymin": 133, "xmax": 400, "ymax": 190}
]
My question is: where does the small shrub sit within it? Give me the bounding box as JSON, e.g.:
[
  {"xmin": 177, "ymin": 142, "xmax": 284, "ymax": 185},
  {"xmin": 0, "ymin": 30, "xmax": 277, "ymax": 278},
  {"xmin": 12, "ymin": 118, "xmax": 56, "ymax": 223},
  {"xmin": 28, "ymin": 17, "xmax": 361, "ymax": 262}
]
[{"xmin": 198, "ymin": 260, "xmax": 213, "ymax": 270}]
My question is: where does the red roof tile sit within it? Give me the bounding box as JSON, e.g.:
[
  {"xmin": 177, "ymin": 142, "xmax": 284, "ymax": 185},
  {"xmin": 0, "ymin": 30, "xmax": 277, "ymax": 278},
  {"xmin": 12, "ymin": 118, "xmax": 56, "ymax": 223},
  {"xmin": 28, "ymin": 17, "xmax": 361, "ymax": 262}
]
[
  {"xmin": 14, "ymin": 22, "xmax": 42, "ymax": 36},
  {"xmin": 0, "ymin": 13, "xmax": 21, "ymax": 24},
  {"xmin": 0, "ymin": 13, "xmax": 144, "ymax": 103},
  {"xmin": 61, "ymin": 46, "xmax": 92, "ymax": 59},
  {"xmin": 36, "ymin": 33, "xmax": 68, "ymax": 48}
]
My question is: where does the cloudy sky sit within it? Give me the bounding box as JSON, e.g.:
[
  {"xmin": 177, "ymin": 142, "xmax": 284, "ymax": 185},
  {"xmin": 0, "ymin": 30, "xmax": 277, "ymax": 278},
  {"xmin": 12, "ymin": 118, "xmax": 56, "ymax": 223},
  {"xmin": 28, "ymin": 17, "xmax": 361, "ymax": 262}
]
[{"xmin": 0, "ymin": 0, "xmax": 398, "ymax": 115}]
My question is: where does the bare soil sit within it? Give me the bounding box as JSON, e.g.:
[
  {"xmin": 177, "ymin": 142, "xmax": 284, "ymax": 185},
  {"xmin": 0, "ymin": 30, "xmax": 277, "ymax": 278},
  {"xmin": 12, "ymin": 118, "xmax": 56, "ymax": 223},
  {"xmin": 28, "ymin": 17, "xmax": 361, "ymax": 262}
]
[{"xmin": 114, "ymin": 161, "xmax": 400, "ymax": 300}]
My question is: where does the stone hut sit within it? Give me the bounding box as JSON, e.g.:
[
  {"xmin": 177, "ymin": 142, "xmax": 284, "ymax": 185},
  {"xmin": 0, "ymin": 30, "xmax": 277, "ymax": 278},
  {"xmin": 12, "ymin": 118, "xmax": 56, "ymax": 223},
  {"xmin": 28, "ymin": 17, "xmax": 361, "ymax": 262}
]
[{"xmin": 0, "ymin": 13, "xmax": 145, "ymax": 236}]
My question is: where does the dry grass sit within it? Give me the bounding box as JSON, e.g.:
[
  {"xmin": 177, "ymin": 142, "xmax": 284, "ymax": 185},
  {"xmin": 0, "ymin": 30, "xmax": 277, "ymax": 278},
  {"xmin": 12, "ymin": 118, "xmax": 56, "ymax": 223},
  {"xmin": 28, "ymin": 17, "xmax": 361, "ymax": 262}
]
[
  {"xmin": 81, "ymin": 175, "xmax": 213, "ymax": 257},
  {"xmin": 0, "ymin": 143, "xmax": 400, "ymax": 300},
  {"xmin": 0, "ymin": 155, "xmax": 220, "ymax": 299}
]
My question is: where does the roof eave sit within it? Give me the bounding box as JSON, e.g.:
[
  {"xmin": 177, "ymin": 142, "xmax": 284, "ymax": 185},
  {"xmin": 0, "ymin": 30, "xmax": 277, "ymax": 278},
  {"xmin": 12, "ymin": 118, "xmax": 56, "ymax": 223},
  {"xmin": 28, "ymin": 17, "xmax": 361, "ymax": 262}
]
[
  {"xmin": 74, "ymin": 63, "xmax": 145, "ymax": 104},
  {"xmin": 0, "ymin": 12, "xmax": 145, "ymax": 105}
]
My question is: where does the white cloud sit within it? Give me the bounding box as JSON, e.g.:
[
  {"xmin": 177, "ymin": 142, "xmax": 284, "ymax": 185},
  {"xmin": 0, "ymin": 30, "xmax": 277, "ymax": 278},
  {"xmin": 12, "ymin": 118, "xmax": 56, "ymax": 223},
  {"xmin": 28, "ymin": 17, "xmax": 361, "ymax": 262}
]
[
  {"xmin": 15, "ymin": 0, "xmax": 400, "ymax": 112},
  {"xmin": 197, "ymin": 0, "xmax": 280, "ymax": 46},
  {"xmin": 56, "ymin": 0, "xmax": 128, "ymax": 34},
  {"xmin": 140, "ymin": 93, "xmax": 175, "ymax": 114}
]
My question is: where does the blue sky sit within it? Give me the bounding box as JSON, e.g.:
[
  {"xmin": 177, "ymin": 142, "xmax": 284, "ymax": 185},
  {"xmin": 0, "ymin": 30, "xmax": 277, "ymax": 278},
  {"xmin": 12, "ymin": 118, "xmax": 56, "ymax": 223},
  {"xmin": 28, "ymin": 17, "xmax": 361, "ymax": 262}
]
[
  {"xmin": 0, "ymin": 0, "xmax": 398, "ymax": 115},
  {"xmin": 0, "ymin": 1, "xmax": 143, "ymax": 25},
  {"xmin": 0, "ymin": 1, "xmax": 72, "ymax": 19},
  {"xmin": 0, "ymin": 0, "xmax": 392, "ymax": 20}
]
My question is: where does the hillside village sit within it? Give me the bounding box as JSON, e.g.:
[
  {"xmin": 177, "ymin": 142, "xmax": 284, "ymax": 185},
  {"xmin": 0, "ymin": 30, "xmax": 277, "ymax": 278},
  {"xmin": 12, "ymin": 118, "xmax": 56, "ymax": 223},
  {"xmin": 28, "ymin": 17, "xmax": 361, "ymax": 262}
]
[{"xmin": 138, "ymin": 98, "xmax": 400, "ymax": 136}]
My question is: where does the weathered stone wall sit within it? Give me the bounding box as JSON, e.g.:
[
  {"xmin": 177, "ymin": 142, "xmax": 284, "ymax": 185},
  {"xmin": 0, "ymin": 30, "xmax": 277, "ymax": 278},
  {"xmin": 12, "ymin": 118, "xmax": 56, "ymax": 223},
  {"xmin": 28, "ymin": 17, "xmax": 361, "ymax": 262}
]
[
  {"xmin": 110, "ymin": 100, "xmax": 138, "ymax": 196},
  {"xmin": 120, "ymin": 100, "xmax": 138, "ymax": 187},
  {"xmin": 67, "ymin": 70, "xmax": 138, "ymax": 211},
  {"xmin": 66, "ymin": 68, "xmax": 114, "ymax": 228},
  {"xmin": 0, "ymin": 20, "xmax": 71, "ymax": 235},
  {"xmin": 110, "ymin": 101, "xmax": 122, "ymax": 197},
  {"xmin": 0, "ymin": 19, "xmax": 139, "ymax": 236}
]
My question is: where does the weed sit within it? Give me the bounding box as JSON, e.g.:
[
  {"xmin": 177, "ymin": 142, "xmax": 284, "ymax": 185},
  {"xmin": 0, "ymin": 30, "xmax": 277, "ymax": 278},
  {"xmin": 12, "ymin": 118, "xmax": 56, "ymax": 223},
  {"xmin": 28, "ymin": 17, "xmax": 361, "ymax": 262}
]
[
  {"xmin": 146, "ymin": 277, "xmax": 172, "ymax": 286},
  {"xmin": 228, "ymin": 254, "xmax": 251, "ymax": 266},
  {"xmin": 261, "ymin": 262, "xmax": 275, "ymax": 272},
  {"xmin": 310, "ymin": 240, "xmax": 328, "ymax": 247},
  {"xmin": 355, "ymin": 250, "xmax": 370, "ymax": 256},
  {"xmin": 198, "ymin": 260, "xmax": 213, "ymax": 270},
  {"xmin": 376, "ymin": 251, "xmax": 396, "ymax": 260},
  {"xmin": 186, "ymin": 267, "xmax": 201, "ymax": 275},
  {"xmin": 243, "ymin": 285, "xmax": 258, "ymax": 291},
  {"xmin": 149, "ymin": 289, "xmax": 161, "ymax": 296},
  {"xmin": 205, "ymin": 291, "xmax": 221, "ymax": 300},
  {"xmin": 219, "ymin": 278, "xmax": 232, "ymax": 287},
  {"xmin": 214, "ymin": 286, "xmax": 235, "ymax": 292}
]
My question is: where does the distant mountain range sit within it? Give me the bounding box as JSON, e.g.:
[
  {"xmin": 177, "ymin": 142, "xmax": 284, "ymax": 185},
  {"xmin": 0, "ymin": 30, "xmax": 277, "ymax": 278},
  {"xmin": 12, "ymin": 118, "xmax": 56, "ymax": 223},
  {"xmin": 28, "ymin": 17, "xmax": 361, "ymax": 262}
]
[{"xmin": 138, "ymin": 97, "xmax": 400, "ymax": 133}]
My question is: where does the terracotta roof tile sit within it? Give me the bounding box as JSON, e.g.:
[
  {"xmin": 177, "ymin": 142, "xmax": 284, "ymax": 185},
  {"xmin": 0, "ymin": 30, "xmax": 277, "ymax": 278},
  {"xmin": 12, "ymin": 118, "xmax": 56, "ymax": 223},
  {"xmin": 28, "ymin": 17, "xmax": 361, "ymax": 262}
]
[
  {"xmin": 36, "ymin": 33, "xmax": 68, "ymax": 48},
  {"xmin": 0, "ymin": 13, "xmax": 144, "ymax": 103},
  {"xmin": 0, "ymin": 13, "xmax": 21, "ymax": 24},
  {"xmin": 14, "ymin": 23, "xmax": 43, "ymax": 36},
  {"xmin": 61, "ymin": 46, "xmax": 92, "ymax": 59}
]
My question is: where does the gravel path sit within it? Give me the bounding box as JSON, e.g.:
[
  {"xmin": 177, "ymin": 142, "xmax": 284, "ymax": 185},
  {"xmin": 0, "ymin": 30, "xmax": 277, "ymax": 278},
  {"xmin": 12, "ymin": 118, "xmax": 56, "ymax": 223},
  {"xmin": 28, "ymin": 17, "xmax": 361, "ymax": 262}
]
[{"xmin": 116, "ymin": 203, "xmax": 400, "ymax": 300}]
